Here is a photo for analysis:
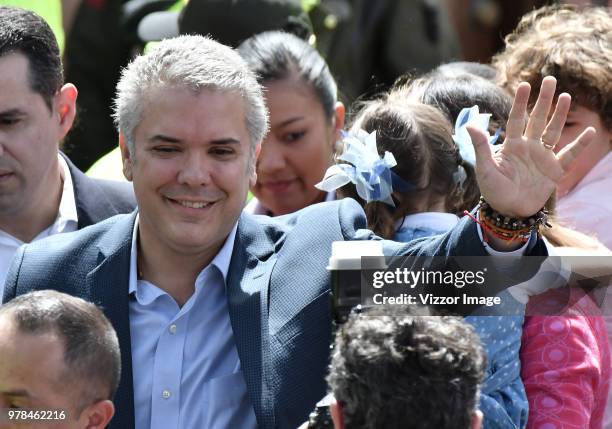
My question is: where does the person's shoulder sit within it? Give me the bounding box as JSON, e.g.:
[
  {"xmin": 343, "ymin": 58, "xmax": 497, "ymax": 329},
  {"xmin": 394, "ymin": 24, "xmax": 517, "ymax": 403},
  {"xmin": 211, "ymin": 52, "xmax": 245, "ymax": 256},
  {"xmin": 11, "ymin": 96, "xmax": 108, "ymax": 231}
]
[
  {"xmin": 273, "ymin": 198, "xmax": 368, "ymax": 237},
  {"xmin": 14, "ymin": 213, "xmax": 133, "ymax": 275},
  {"xmin": 3, "ymin": 213, "xmax": 134, "ymax": 302},
  {"xmin": 236, "ymin": 199, "xmax": 370, "ymax": 257},
  {"xmin": 296, "ymin": 198, "xmax": 366, "ymax": 225}
]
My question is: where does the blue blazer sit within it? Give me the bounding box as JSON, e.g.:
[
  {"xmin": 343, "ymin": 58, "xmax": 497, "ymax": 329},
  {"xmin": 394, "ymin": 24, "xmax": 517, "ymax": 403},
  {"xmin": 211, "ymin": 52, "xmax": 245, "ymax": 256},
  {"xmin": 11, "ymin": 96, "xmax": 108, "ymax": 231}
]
[{"xmin": 2, "ymin": 198, "xmax": 545, "ymax": 429}]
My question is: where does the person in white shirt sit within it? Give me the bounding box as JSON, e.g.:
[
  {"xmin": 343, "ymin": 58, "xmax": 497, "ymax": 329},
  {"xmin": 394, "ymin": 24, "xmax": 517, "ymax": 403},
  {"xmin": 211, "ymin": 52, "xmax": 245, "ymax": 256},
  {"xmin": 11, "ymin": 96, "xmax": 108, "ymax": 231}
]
[{"xmin": 0, "ymin": 6, "xmax": 135, "ymax": 294}]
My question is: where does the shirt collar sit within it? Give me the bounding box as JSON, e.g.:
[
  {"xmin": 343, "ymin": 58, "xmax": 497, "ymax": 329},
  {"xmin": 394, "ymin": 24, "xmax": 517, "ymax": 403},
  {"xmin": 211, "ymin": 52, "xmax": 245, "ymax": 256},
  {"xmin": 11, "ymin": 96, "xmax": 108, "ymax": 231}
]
[
  {"xmin": 210, "ymin": 221, "xmax": 238, "ymax": 282},
  {"xmin": 55, "ymin": 154, "xmax": 79, "ymax": 230},
  {"xmin": 395, "ymin": 212, "xmax": 459, "ymax": 232},
  {"xmin": 128, "ymin": 214, "xmax": 238, "ymax": 296}
]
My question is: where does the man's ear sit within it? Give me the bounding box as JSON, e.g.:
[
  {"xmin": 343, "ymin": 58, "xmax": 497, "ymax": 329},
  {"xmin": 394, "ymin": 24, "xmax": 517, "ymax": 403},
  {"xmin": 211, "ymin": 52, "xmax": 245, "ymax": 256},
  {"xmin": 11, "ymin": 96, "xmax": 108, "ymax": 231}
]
[
  {"xmin": 249, "ymin": 143, "xmax": 261, "ymax": 188},
  {"xmin": 119, "ymin": 133, "xmax": 133, "ymax": 182},
  {"xmin": 80, "ymin": 399, "xmax": 115, "ymax": 429},
  {"xmin": 334, "ymin": 102, "xmax": 346, "ymax": 134},
  {"xmin": 471, "ymin": 410, "xmax": 483, "ymax": 429},
  {"xmin": 330, "ymin": 398, "xmax": 344, "ymax": 429},
  {"xmin": 55, "ymin": 83, "xmax": 78, "ymax": 140}
]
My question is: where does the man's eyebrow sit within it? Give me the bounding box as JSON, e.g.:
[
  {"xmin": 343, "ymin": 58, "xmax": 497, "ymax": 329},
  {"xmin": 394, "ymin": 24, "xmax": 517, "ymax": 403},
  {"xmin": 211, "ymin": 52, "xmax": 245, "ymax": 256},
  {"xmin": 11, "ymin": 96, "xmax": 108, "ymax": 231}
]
[
  {"xmin": 147, "ymin": 136, "xmax": 241, "ymax": 145},
  {"xmin": 148, "ymin": 134, "xmax": 182, "ymax": 144},
  {"xmin": 210, "ymin": 138, "xmax": 240, "ymax": 145},
  {"xmin": 0, "ymin": 108, "xmax": 26, "ymax": 117},
  {"xmin": 2, "ymin": 389, "xmax": 31, "ymax": 397}
]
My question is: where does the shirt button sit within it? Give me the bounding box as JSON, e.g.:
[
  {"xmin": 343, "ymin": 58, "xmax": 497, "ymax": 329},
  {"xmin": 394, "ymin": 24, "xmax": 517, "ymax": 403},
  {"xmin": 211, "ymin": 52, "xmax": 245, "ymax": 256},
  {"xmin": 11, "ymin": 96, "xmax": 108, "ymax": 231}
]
[
  {"xmin": 169, "ymin": 324, "xmax": 177, "ymax": 334},
  {"xmin": 162, "ymin": 390, "xmax": 171, "ymax": 399}
]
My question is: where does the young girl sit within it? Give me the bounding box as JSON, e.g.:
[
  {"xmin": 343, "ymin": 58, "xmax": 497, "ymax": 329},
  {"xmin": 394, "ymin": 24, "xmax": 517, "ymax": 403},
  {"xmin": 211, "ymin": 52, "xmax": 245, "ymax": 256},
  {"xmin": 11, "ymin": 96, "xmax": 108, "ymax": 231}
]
[
  {"xmin": 317, "ymin": 95, "xmax": 528, "ymax": 427},
  {"xmin": 328, "ymin": 98, "xmax": 479, "ymax": 240}
]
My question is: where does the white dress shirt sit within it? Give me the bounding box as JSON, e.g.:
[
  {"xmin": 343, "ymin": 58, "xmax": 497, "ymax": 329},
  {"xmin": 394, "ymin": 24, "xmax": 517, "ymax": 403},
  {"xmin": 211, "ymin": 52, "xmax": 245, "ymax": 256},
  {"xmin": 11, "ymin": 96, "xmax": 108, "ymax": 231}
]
[
  {"xmin": 0, "ymin": 155, "xmax": 78, "ymax": 295},
  {"xmin": 128, "ymin": 216, "xmax": 257, "ymax": 429}
]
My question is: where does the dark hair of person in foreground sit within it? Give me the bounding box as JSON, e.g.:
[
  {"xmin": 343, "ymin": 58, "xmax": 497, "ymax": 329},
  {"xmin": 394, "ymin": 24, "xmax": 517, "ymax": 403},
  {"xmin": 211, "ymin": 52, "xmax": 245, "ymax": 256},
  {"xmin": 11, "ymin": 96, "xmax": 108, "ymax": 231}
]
[{"xmin": 327, "ymin": 305, "xmax": 486, "ymax": 429}]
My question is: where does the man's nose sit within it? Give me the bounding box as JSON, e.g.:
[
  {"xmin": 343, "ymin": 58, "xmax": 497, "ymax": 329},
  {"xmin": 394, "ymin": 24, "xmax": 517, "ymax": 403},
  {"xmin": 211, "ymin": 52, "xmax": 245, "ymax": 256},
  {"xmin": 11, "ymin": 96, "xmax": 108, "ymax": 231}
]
[{"xmin": 177, "ymin": 153, "xmax": 212, "ymax": 186}]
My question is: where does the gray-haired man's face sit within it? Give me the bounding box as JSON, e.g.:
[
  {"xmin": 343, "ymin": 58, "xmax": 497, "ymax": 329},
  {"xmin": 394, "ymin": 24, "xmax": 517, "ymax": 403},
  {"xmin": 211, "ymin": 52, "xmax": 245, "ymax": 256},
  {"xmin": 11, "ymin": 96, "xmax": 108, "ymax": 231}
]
[{"xmin": 120, "ymin": 87, "xmax": 257, "ymax": 256}]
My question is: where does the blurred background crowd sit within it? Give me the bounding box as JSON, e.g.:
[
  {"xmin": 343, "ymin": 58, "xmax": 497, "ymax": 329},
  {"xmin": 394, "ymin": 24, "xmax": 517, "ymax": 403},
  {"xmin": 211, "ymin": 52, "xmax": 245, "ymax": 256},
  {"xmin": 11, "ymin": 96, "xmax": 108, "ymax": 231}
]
[{"xmin": 1, "ymin": 0, "xmax": 608, "ymax": 172}]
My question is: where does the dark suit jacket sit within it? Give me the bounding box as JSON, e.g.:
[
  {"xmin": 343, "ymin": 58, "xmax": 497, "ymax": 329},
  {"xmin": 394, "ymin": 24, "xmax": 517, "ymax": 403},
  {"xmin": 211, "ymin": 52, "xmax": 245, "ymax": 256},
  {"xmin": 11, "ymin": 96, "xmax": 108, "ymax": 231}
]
[
  {"xmin": 61, "ymin": 153, "xmax": 136, "ymax": 228},
  {"xmin": 2, "ymin": 198, "xmax": 545, "ymax": 429}
]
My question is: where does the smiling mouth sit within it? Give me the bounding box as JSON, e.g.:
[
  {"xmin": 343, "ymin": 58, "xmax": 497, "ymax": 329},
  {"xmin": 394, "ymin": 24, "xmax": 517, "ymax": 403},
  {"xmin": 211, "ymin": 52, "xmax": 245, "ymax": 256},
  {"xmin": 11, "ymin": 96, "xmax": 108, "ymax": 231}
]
[{"xmin": 166, "ymin": 198, "xmax": 214, "ymax": 209}]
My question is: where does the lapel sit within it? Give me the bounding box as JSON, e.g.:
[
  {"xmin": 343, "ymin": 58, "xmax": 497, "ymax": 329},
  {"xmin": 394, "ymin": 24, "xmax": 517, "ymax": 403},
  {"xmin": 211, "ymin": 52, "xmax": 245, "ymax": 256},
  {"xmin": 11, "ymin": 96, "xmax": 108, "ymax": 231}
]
[
  {"xmin": 86, "ymin": 212, "xmax": 137, "ymax": 429},
  {"xmin": 61, "ymin": 153, "xmax": 124, "ymax": 228},
  {"xmin": 226, "ymin": 212, "xmax": 279, "ymax": 429}
]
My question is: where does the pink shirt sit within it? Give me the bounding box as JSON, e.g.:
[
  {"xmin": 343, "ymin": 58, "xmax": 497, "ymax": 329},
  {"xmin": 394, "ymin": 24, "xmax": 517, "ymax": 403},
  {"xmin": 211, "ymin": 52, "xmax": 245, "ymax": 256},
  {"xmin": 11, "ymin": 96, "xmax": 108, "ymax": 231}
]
[
  {"xmin": 556, "ymin": 152, "xmax": 612, "ymax": 250},
  {"xmin": 521, "ymin": 288, "xmax": 611, "ymax": 429}
]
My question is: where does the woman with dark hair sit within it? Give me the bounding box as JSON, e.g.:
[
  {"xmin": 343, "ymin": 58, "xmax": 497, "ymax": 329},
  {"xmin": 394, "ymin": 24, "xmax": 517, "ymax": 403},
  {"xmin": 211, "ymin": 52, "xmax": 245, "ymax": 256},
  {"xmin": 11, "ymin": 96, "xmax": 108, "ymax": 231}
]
[{"xmin": 238, "ymin": 31, "xmax": 345, "ymax": 216}]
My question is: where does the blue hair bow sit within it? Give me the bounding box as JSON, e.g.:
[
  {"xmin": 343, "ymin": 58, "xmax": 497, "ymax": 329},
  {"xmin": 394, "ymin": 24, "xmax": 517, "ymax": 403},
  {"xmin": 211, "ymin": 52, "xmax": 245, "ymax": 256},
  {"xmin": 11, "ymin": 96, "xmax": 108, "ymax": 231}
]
[
  {"xmin": 316, "ymin": 130, "xmax": 413, "ymax": 206},
  {"xmin": 453, "ymin": 105, "xmax": 501, "ymax": 167}
]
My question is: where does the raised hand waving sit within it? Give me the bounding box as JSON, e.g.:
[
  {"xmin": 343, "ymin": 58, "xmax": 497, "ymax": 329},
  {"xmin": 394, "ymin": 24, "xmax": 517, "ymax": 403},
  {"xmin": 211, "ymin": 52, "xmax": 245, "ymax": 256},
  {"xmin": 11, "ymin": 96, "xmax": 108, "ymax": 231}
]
[{"xmin": 467, "ymin": 76, "xmax": 595, "ymax": 218}]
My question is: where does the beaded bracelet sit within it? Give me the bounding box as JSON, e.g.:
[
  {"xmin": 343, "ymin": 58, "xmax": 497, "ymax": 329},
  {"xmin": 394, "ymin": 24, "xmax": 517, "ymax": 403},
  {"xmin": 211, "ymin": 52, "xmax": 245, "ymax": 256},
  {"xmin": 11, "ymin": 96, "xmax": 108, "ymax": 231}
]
[{"xmin": 465, "ymin": 197, "xmax": 551, "ymax": 243}]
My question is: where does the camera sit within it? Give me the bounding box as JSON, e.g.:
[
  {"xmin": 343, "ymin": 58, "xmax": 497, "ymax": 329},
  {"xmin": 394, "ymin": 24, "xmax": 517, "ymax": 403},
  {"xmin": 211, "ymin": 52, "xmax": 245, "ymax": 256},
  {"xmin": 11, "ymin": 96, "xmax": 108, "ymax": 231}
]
[
  {"xmin": 307, "ymin": 394, "xmax": 335, "ymax": 429},
  {"xmin": 308, "ymin": 242, "xmax": 387, "ymax": 428},
  {"xmin": 327, "ymin": 241, "xmax": 386, "ymax": 324}
]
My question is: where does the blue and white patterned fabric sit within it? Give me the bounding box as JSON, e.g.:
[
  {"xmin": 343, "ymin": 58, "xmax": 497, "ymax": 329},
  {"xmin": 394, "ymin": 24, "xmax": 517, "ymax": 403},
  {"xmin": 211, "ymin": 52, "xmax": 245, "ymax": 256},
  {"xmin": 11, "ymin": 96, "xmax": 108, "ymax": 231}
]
[{"xmin": 393, "ymin": 212, "xmax": 528, "ymax": 429}]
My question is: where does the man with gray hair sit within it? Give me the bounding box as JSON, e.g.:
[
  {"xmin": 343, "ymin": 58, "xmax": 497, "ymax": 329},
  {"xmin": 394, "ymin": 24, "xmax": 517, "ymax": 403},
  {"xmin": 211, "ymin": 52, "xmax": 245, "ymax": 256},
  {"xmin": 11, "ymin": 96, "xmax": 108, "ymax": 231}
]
[
  {"xmin": 3, "ymin": 31, "xmax": 593, "ymax": 429},
  {"xmin": 0, "ymin": 290, "xmax": 120, "ymax": 429}
]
